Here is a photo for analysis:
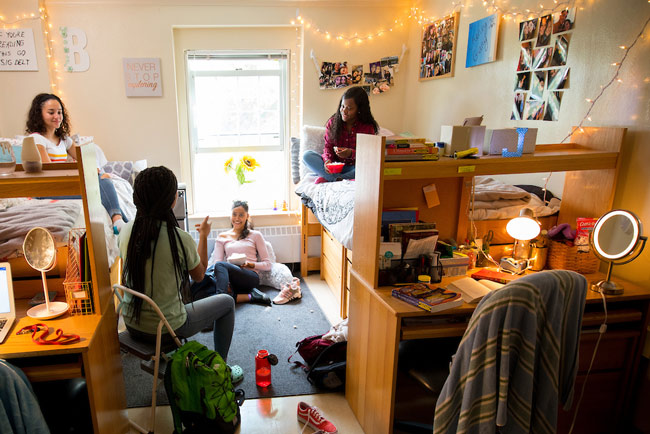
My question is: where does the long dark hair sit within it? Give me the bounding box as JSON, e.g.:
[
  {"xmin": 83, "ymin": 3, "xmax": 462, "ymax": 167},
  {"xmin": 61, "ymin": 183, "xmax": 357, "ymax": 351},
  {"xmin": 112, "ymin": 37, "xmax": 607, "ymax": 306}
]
[
  {"xmin": 232, "ymin": 200, "xmax": 251, "ymax": 240},
  {"xmin": 122, "ymin": 166, "xmax": 188, "ymax": 323},
  {"xmin": 326, "ymin": 86, "xmax": 378, "ymax": 142},
  {"xmin": 25, "ymin": 93, "xmax": 71, "ymax": 139}
]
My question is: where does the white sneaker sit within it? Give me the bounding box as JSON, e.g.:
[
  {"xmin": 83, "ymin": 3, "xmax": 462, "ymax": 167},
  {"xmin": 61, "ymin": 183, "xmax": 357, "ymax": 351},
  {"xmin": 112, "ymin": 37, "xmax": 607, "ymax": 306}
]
[{"xmin": 273, "ymin": 280, "xmax": 302, "ymax": 305}]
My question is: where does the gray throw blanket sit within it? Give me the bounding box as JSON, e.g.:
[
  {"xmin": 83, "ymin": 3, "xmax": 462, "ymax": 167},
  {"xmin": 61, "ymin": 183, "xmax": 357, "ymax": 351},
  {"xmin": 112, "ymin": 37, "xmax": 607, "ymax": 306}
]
[{"xmin": 0, "ymin": 199, "xmax": 81, "ymax": 259}]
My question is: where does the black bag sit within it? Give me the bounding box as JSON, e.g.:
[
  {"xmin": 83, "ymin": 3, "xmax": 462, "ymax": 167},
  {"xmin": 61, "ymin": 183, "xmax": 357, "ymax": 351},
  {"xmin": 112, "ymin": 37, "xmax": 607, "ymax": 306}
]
[{"xmin": 306, "ymin": 341, "xmax": 347, "ymax": 390}]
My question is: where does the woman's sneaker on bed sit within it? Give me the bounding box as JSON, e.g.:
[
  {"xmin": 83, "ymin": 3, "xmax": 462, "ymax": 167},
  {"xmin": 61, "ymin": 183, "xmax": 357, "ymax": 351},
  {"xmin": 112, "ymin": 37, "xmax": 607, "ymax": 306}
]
[
  {"xmin": 113, "ymin": 218, "xmax": 125, "ymax": 234},
  {"xmin": 314, "ymin": 177, "xmax": 328, "ymax": 184},
  {"xmin": 273, "ymin": 281, "xmax": 302, "ymax": 305}
]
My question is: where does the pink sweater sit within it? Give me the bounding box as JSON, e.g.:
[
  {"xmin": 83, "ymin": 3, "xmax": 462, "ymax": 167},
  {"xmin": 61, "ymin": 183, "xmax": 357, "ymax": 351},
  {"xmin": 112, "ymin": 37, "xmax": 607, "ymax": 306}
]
[{"xmin": 210, "ymin": 230, "xmax": 272, "ymax": 273}]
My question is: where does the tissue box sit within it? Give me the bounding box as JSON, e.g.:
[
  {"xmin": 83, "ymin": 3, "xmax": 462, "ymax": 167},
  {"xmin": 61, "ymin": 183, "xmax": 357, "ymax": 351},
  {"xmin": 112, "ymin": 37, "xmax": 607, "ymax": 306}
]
[
  {"xmin": 440, "ymin": 125, "xmax": 486, "ymax": 156},
  {"xmin": 485, "ymin": 128, "xmax": 537, "ymax": 155}
]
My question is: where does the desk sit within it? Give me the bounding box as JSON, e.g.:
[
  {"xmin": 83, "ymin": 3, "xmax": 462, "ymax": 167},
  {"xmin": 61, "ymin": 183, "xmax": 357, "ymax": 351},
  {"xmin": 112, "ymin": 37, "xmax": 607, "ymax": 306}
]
[
  {"xmin": 0, "ymin": 299, "xmax": 128, "ymax": 433},
  {"xmin": 346, "ymin": 271, "xmax": 650, "ymax": 434}
]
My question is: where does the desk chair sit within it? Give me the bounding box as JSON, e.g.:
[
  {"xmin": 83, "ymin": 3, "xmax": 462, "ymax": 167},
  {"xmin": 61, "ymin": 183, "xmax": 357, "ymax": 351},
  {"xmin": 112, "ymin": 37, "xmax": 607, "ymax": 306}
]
[{"xmin": 113, "ymin": 283, "xmax": 183, "ymax": 434}]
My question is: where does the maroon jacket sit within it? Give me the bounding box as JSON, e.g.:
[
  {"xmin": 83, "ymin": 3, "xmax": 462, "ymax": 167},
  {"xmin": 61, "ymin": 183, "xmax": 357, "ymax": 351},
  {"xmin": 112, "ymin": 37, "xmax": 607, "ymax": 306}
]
[{"xmin": 322, "ymin": 117, "xmax": 376, "ymax": 165}]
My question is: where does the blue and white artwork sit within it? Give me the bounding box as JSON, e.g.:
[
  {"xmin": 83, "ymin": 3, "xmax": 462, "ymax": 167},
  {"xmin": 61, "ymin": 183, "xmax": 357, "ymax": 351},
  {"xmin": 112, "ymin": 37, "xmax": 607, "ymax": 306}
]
[{"xmin": 466, "ymin": 14, "xmax": 499, "ymax": 68}]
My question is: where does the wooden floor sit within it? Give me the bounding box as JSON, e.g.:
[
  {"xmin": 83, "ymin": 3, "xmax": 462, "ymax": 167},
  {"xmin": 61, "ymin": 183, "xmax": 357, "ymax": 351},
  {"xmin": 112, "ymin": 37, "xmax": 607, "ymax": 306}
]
[{"xmin": 126, "ymin": 274, "xmax": 363, "ymax": 433}]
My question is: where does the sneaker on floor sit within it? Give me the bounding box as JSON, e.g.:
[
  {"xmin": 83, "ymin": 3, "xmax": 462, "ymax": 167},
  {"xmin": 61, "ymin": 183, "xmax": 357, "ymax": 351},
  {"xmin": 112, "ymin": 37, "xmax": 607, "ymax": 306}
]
[
  {"xmin": 273, "ymin": 283, "xmax": 302, "ymax": 305},
  {"xmin": 250, "ymin": 288, "xmax": 272, "ymax": 306},
  {"xmin": 314, "ymin": 177, "xmax": 328, "ymax": 184},
  {"xmin": 297, "ymin": 401, "xmax": 337, "ymax": 434}
]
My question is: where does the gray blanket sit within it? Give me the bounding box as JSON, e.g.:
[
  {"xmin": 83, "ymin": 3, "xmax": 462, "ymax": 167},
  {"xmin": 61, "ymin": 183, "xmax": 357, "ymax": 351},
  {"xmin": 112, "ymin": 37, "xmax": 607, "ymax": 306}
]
[{"xmin": 0, "ymin": 199, "xmax": 81, "ymax": 259}]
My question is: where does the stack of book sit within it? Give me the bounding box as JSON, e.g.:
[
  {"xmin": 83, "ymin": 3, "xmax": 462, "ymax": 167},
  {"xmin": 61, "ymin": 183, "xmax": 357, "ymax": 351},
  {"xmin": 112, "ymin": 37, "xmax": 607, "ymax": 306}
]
[
  {"xmin": 385, "ymin": 137, "xmax": 439, "ymax": 161},
  {"xmin": 391, "ymin": 283, "xmax": 463, "ymax": 313}
]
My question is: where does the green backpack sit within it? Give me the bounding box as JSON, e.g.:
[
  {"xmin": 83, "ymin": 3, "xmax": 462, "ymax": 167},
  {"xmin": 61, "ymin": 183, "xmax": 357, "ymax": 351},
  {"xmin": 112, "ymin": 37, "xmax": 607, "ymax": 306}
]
[{"xmin": 164, "ymin": 341, "xmax": 244, "ymax": 434}]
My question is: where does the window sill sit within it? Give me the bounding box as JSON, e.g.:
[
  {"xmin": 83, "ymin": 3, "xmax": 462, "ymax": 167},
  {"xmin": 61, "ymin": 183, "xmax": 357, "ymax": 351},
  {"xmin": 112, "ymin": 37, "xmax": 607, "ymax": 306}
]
[{"xmin": 188, "ymin": 210, "xmax": 301, "ymax": 228}]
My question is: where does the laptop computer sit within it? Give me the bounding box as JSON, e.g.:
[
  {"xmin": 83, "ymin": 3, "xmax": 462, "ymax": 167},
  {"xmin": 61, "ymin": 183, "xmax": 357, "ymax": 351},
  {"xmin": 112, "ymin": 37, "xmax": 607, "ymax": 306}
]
[{"xmin": 0, "ymin": 262, "xmax": 16, "ymax": 344}]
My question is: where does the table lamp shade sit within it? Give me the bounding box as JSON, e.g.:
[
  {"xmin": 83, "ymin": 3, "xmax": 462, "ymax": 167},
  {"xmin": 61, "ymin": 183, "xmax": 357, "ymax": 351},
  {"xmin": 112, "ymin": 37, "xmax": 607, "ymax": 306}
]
[{"xmin": 506, "ymin": 208, "xmax": 541, "ymax": 241}]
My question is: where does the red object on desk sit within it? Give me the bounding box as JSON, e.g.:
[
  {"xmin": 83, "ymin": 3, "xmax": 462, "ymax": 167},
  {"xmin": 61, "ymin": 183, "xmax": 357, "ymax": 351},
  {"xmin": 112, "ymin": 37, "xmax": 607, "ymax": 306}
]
[
  {"xmin": 326, "ymin": 162, "xmax": 345, "ymax": 173},
  {"xmin": 471, "ymin": 268, "xmax": 520, "ymax": 284}
]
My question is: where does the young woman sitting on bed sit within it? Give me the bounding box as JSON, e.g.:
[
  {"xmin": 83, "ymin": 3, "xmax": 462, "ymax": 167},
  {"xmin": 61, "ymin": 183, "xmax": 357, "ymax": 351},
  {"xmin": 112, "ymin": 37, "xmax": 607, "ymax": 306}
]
[
  {"xmin": 303, "ymin": 85, "xmax": 379, "ymax": 184},
  {"xmin": 194, "ymin": 200, "xmax": 275, "ymax": 306},
  {"xmin": 25, "ymin": 93, "xmax": 127, "ymax": 233}
]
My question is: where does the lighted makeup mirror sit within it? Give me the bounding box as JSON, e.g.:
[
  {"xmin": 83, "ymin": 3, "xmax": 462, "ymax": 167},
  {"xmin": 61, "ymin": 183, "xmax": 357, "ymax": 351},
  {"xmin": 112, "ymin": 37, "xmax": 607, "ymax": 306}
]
[{"xmin": 589, "ymin": 209, "xmax": 647, "ymax": 295}]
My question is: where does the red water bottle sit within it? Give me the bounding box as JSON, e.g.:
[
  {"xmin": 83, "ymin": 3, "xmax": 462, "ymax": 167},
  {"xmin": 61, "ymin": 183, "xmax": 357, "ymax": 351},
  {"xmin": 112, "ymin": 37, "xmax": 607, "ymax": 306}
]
[{"xmin": 255, "ymin": 349, "xmax": 272, "ymax": 387}]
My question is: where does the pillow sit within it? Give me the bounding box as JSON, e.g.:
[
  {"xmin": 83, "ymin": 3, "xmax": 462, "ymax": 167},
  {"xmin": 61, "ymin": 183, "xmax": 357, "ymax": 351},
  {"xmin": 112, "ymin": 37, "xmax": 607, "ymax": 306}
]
[
  {"xmin": 102, "ymin": 160, "xmax": 147, "ymax": 185},
  {"xmin": 290, "ymin": 137, "xmax": 301, "ymax": 185},
  {"xmin": 299, "ymin": 125, "xmax": 327, "ymax": 180}
]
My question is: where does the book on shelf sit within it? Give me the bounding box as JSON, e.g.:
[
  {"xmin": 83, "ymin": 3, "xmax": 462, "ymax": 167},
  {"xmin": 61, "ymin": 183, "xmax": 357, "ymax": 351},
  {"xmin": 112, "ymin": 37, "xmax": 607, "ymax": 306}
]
[
  {"xmin": 470, "ymin": 268, "xmax": 520, "ymax": 284},
  {"xmin": 386, "ymin": 146, "xmax": 438, "ymax": 155},
  {"xmin": 385, "ymin": 154, "xmax": 440, "ymax": 162},
  {"xmin": 382, "ymin": 208, "xmax": 419, "ymax": 241},
  {"xmin": 388, "ymin": 222, "xmax": 437, "ymax": 243},
  {"xmin": 402, "ymin": 228, "xmax": 439, "ymax": 260},
  {"xmin": 447, "ymin": 277, "xmax": 504, "ymax": 303},
  {"xmin": 391, "ymin": 283, "xmax": 463, "ymax": 313},
  {"xmin": 385, "ymin": 136, "xmax": 426, "ymax": 146}
]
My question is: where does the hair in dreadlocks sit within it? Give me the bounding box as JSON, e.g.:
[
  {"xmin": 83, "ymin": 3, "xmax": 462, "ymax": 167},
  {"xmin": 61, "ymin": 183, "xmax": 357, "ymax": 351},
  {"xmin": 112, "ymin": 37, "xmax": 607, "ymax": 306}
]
[
  {"xmin": 122, "ymin": 166, "xmax": 188, "ymax": 323},
  {"xmin": 232, "ymin": 200, "xmax": 252, "ymax": 241},
  {"xmin": 326, "ymin": 86, "xmax": 378, "ymax": 144}
]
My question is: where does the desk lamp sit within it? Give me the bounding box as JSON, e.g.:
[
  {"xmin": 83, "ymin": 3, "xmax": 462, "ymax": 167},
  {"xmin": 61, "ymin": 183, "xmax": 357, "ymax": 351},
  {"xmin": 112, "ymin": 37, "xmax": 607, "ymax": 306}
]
[{"xmin": 501, "ymin": 208, "xmax": 541, "ymax": 274}]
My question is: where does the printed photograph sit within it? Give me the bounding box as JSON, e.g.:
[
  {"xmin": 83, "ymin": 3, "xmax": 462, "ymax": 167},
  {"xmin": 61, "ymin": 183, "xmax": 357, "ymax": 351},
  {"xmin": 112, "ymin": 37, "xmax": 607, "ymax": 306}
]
[
  {"xmin": 371, "ymin": 81, "xmax": 390, "ymax": 94},
  {"xmin": 519, "ymin": 18, "xmax": 538, "ymax": 41},
  {"xmin": 532, "ymin": 47, "xmax": 553, "ymax": 69},
  {"xmin": 382, "ymin": 56, "xmax": 399, "ymax": 66},
  {"xmin": 351, "ymin": 65, "xmax": 363, "ymax": 84},
  {"xmin": 544, "ymin": 91, "xmax": 563, "ymax": 121},
  {"xmin": 548, "ymin": 67, "xmax": 569, "ymax": 90},
  {"xmin": 368, "ymin": 61, "xmax": 381, "ymax": 79},
  {"xmin": 525, "ymin": 99, "xmax": 545, "ymax": 120},
  {"xmin": 550, "ymin": 34, "xmax": 570, "ymax": 67},
  {"xmin": 335, "ymin": 74, "xmax": 351, "ymax": 88},
  {"xmin": 515, "ymin": 71, "xmax": 531, "ymax": 91},
  {"xmin": 536, "ymin": 14, "xmax": 553, "ymax": 46},
  {"xmin": 553, "ymin": 8, "xmax": 576, "ymax": 34},
  {"xmin": 511, "ymin": 92, "xmax": 527, "ymax": 120},
  {"xmin": 517, "ymin": 42, "xmax": 532, "ymax": 71},
  {"xmin": 530, "ymin": 71, "xmax": 546, "ymax": 100},
  {"xmin": 381, "ymin": 66, "xmax": 395, "ymax": 85}
]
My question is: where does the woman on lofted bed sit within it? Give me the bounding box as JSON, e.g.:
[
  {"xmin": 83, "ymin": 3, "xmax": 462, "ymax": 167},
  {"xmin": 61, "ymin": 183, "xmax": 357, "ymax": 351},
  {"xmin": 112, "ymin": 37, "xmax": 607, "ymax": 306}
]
[
  {"xmin": 302, "ymin": 86, "xmax": 379, "ymax": 184},
  {"xmin": 25, "ymin": 93, "xmax": 127, "ymax": 233}
]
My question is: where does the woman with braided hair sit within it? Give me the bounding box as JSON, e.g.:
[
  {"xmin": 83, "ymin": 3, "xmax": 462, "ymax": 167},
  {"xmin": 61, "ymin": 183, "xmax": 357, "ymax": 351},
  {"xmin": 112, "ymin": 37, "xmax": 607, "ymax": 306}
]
[{"xmin": 118, "ymin": 166, "xmax": 235, "ymax": 360}]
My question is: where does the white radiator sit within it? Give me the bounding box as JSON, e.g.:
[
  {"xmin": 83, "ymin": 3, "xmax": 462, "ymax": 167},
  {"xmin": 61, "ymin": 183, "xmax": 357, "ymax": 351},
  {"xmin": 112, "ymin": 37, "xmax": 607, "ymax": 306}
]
[{"xmin": 199, "ymin": 225, "xmax": 301, "ymax": 264}]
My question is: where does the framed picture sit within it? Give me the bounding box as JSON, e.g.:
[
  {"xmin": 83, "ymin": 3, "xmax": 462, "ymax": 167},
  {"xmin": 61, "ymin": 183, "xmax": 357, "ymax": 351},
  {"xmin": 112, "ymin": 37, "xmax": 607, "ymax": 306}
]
[
  {"xmin": 419, "ymin": 12, "xmax": 459, "ymax": 81},
  {"xmin": 466, "ymin": 14, "xmax": 499, "ymax": 68}
]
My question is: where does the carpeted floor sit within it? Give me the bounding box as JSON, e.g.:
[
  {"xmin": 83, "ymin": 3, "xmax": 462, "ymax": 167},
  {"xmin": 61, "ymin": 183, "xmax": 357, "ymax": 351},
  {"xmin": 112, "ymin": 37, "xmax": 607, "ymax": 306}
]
[{"xmin": 122, "ymin": 277, "xmax": 333, "ymax": 407}]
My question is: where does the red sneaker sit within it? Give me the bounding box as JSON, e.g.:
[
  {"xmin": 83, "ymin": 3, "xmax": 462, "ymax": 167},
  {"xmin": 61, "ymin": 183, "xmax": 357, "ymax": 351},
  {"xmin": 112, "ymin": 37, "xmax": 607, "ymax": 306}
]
[{"xmin": 297, "ymin": 401, "xmax": 337, "ymax": 434}]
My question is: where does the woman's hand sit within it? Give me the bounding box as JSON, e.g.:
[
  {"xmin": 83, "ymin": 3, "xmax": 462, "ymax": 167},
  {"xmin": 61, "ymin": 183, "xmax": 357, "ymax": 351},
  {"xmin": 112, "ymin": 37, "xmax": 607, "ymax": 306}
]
[
  {"xmin": 242, "ymin": 261, "xmax": 255, "ymax": 269},
  {"xmin": 323, "ymin": 159, "xmax": 333, "ymax": 174},
  {"xmin": 195, "ymin": 215, "xmax": 211, "ymax": 239},
  {"xmin": 334, "ymin": 146, "xmax": 352, "ymax": 159}
]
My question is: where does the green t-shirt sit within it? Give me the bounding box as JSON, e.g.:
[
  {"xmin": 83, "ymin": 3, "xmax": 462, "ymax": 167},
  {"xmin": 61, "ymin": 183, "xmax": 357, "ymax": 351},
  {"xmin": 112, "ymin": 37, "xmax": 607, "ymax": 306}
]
[{"xmin": 118, "ymin": 221, "xmax": 200, "ymax": 333}]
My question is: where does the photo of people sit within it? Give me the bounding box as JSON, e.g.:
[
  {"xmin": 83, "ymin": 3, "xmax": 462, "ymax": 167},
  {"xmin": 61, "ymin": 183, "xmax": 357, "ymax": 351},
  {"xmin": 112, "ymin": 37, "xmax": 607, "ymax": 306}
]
[
  {"xmin": 419, "ymin": 13, "xmax": 458, "ymax": 80},
  {"xmin": 371, "ymin": 81, "xmax": 390, "ymax": 94},
  {"xmin": 544, "ymin": 91, "xmax": 563, "ymax": 121},
  {"xmin": 551, "ymin": 34, "xmax": 570, "ymax": 66},
  {"xmin": 536, "ymin": 14, "xmax": 553, "ymax": 46},
  {"xmin": 548, "ymin": 67, "xmax": 569, "ymax": 90},
  {"xmin": 517, "ymin": 42, "xmax": 532, "ymax": 71},
  {"xmin": 319, "ymin": 60, "xmax": 351, "ymax": 90},
  {"xmin": 519, "ymin": 18, "xmax": 538, "ymax": 41},
  {"xmin": 366, "ymin": 61, "xmax": 381, "ymax": 83},
  {"xmin": 351, "ymin": 65, "xmax": 363, "ymax": 84},
  {"xmin": 335, "ymin": 74, "xmax": 351, "ymax": 88},
  {"xmin": 525, "ymin": 99, "xmax": 545, "ymax": 120},
  {"xmin": 553, "ymin": 8, "xmax": 576, "ymax": 34},
  {"xmin": 319, "ymin": 62, "xmax": 335, "ymax": 89},
  {"xmin": 530, "ymin": 71, "xmax": 546, "ymax": 100},
  {"xmin": 532, "ymin": 47, "xmax": 553, "ymax": 69},
  {"xmin": 515, "ymin": 71, "xmax": 531, "ymax": 91},
  {"xmin": 511, "ymin": 93, "xmax": 526, "ymax": 120}
]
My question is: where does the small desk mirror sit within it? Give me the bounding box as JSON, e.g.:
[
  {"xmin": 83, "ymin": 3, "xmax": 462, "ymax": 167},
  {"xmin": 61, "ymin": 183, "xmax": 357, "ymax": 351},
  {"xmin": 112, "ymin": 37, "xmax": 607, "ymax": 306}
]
[
  {"xmin": 23, "ymin": 227, "xmax": 69, "ymax": 319},
  {"xmin": 590, "ymin": 209, "xmax": 647, "ymax": 295}
]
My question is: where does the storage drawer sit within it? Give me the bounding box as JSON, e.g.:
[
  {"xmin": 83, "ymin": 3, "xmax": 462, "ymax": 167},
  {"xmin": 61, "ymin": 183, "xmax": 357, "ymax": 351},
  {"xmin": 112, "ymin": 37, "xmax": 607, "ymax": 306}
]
[
  {"xmin": 578, "ymin": 329, "xmax": 638, "ymax": 372},
  {"xmin": 323, "ymin": 252, "xmax": 342, "ymax": 302},
  {"xmin": 322, "ymin": 229, "xmax": 343, "ymax": 267}
]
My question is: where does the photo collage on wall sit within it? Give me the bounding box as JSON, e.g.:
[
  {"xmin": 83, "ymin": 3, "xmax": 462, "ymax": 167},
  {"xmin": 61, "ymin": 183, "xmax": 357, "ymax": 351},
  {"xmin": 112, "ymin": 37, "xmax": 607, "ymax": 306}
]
[
  {"xmin": 319, "ymin": 56, "xmax": 399, "ymax": 95},
  {"xmin": 419, "ymin": 13, "xmax": 458, "ymax": 80},
  {"xmin": 513, "ymin": 8, "xmax": 575, "ymax": 121}
]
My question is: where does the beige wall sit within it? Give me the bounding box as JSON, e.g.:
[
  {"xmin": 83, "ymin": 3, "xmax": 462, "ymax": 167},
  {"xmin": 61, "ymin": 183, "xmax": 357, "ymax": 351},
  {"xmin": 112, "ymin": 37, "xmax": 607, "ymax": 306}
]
[{"xmin": 399, "ymin": 0, "xmax": 649, "ymax": 286}]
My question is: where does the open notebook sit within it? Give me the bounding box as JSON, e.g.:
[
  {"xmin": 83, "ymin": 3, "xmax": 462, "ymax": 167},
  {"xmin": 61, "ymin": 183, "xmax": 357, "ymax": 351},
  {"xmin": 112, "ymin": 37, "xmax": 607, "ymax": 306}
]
[{"xmin": 0, "ymin": 262, "xmax": 16, "ymax": 344}]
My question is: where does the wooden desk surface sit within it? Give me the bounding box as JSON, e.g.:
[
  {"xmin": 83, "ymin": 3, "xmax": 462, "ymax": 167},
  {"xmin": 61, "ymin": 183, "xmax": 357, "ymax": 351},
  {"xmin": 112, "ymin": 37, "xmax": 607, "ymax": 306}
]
[{"xmin": 0, "ymin": 298, "xmax": 99, "ymax": 359}]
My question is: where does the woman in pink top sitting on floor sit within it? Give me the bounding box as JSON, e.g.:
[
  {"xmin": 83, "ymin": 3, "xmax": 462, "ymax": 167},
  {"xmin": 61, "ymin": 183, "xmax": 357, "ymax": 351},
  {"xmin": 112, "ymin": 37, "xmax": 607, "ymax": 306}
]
[
  {"xmin": 302, "ymin": 86, "xmax": 379, "ymax": 184},
  {"xmin": 203, "ymin": 200, "xmax": 273, "ymax": 306}
]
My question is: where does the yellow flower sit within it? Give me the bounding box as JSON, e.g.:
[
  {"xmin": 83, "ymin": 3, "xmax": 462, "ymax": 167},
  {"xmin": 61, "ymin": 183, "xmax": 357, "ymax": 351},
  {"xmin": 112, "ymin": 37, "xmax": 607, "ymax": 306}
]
[
  {"xmin": 240, "ymin": 155, "xmax": 260, "ymax": 172},
  {"xmin": 224, "ymin": 157, "xmax": 234, "ymax": 173}
]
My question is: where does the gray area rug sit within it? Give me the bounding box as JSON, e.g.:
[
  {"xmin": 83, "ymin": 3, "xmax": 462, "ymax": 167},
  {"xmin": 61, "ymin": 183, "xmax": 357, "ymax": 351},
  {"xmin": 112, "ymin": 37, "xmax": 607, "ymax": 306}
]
[{"xmin": 122, "ymin": 277, "xmax": 333, "ymax": 407}]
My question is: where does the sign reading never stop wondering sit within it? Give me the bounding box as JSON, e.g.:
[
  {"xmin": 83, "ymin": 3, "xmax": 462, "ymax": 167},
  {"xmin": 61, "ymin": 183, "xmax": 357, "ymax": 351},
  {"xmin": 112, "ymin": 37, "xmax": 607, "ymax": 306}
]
[
  {"xmin": 122, "ymin": 57, "xmax": 162, "ymax": 97},
  {"xmin": 0, "ymin": 28, "xmax": 38, "ymax": 71}
]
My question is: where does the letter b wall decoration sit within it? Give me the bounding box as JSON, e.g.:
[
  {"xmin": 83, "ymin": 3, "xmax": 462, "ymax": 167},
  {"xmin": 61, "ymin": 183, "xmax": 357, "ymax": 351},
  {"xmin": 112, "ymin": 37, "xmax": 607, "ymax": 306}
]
[{"xmin": 60, "ymin": 27, "xmax": 90, "ymax": 72}]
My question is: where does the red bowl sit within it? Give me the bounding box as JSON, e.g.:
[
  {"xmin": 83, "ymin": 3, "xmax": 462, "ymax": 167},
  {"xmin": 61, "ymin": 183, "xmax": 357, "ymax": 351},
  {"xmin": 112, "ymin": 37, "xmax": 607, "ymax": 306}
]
[{"xmin": 326, "ymin": 162, "xmax": 345, "ymax": 173}]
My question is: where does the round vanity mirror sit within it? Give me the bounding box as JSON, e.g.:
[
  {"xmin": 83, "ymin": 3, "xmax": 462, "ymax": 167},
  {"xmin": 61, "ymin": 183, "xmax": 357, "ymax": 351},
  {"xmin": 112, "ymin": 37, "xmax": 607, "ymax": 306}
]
[
  {"xmin": 23, "ymin": 227, "xmax": 69, "ymax": 319},
  {"xmin": 589, "ymin": 210, "xmax": 647, "ymax": 295}
]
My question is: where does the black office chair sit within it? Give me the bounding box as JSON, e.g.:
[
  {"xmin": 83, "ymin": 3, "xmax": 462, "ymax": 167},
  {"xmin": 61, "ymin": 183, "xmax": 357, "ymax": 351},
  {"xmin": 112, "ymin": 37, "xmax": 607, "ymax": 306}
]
[{"xmin": 114, "ymin": 284, "xmax": 183, "ymax": 434}]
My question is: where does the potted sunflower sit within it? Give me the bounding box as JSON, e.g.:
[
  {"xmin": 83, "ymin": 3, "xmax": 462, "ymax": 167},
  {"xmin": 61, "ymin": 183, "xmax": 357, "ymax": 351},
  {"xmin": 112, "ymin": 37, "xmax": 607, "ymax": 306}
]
[{"xmin": 224, "ymin": 155, "xmax": 260, "ymax": 185}]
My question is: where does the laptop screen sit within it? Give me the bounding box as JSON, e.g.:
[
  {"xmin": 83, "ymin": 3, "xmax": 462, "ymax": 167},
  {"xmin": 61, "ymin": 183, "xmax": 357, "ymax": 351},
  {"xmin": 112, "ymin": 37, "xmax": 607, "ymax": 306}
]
[{"xmin": 0, "ymin": 266, "xmax": 10, "ymax": 314}]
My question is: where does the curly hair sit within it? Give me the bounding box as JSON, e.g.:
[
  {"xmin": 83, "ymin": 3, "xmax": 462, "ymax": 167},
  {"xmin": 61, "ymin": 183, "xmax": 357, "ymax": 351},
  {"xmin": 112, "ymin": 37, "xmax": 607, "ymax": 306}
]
[
  {"xmin": 326, "ymin": 86, "xmax": 378, "ymax": 141},
  {"xmin": 122, "ymin": 166, "xmax": 188, "ymax": 323},
  {"xmin": 25, "ymin": 93, "xmax": 71, "ymax": 139}
]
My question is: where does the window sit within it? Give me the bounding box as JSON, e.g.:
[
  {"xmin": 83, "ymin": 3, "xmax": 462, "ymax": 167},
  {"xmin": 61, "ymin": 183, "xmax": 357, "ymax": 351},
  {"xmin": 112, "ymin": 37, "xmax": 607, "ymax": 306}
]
[{"xmin": 186, "ymin": 50, "xmax": 289, "ymax": 214}]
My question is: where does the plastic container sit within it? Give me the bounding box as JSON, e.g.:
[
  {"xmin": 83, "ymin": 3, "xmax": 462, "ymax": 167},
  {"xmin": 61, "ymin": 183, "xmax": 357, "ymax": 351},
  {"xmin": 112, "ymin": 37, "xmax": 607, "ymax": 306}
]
[
  {"xmin": 326, "ymin": 162, "xmax": 345, "ymax": 173},
  {"xmin": 418, "ymin": 275, "xmax": 431, "ymax": 284},
  {"xmin": 255, "ymin": 349, "xmax": 272, "ymax": 387}
]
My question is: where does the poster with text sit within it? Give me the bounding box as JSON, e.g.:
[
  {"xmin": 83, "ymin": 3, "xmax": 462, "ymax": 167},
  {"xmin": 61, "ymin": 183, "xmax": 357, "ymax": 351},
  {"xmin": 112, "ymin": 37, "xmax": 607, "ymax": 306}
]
[
  {"xmin": 466, "ymin": 14, "xmax": 499, "ymax": 68},
  {"xmin": 123, "ymin": 58, "xmax": 162, "ymax": 97},
  {"xmin": 0, "ymin": 28, "xmax": 38, "ymax": 71}
]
